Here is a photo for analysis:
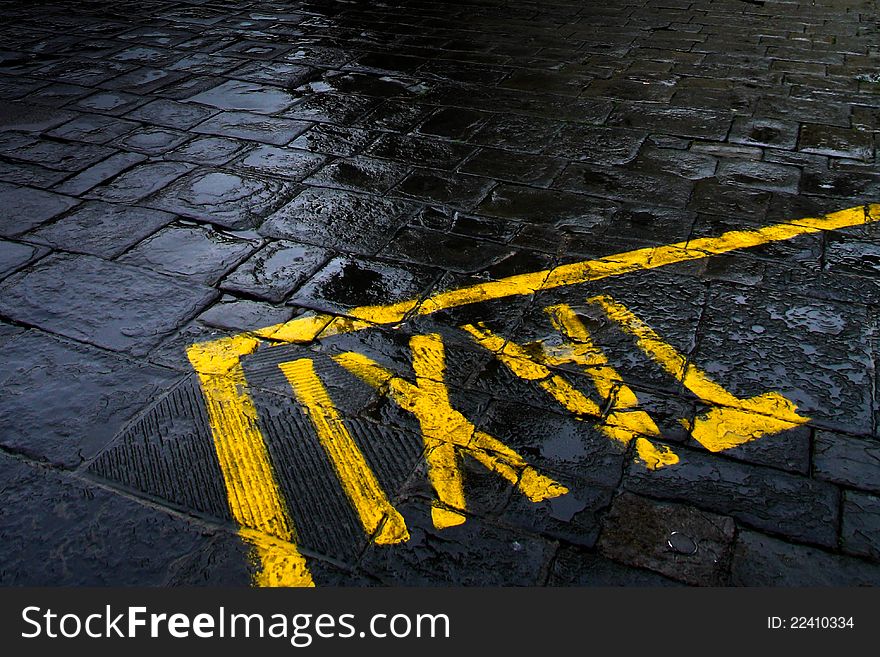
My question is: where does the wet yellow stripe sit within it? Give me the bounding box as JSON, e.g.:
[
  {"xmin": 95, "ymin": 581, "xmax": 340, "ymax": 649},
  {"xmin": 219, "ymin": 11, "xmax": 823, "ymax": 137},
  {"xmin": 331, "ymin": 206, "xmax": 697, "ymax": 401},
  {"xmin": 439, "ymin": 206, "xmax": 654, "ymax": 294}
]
[
  {"xmin": 253, "ymin": 205, "xmax": 878, "ymax": 344},
  {"xmin": 187, "ymin": 337, "xmax": 314, "ymax": 587},
  {"xmin": 279, "ymin": 358, "xmax": 409, "ymax": 544}
]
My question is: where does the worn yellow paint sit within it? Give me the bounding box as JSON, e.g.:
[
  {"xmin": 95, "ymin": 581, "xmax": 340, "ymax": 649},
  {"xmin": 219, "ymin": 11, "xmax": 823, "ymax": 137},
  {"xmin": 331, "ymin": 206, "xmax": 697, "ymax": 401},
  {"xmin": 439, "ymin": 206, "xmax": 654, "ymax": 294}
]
[
  {"xmin": 589, "ymin": 295, "xmax": 810, "ymax": 451},
  {"xmin": 462, "ymin": 320, "xmax": 678, "ymax": 469},
  {"xmin": 333, "ymin": 334, "xmax": 568, "ymax": 528},
  {"xmin": 186, "ymin": 338, "xmax": 313, "ymax": 587},
  {"xmin": 245, "ymin": 205, "xmax": 878, "ymax": 344},
  {"xmin": 187, "ymin": 204, "xmax": 875, "ymax": 586},
  {"xmin": 278, "ymin": 358, "xmax": 409, "ymax": 544}
]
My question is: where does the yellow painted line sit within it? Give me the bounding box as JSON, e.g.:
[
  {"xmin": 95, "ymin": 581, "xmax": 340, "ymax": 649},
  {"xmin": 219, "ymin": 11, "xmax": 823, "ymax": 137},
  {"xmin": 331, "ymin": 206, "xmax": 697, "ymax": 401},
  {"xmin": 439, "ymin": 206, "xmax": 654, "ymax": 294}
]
[
  {"xmin": 462, "ymin": 315, "xmax": 678, "ymax": 470},
  {"xmin": 187, "ymin": 204, "xmax": 877, "ymax": 585},
  {"xmin": 186, "ymin": 337, "xmax": 313, "ymax": 588},
  {"xmin": 334, "ymin": 334, "xmax": 568, "ymax": 529},
  {"xmin": 278, "ymin": 358, "xmax": 410, "ymax": 544},
  {"xmin": 252, "ymin": 205, "xmax": 879, "ymax": 345},
  {"xmin": 589, "ymin": 295, "xmax": 810, "ymax": 451}
]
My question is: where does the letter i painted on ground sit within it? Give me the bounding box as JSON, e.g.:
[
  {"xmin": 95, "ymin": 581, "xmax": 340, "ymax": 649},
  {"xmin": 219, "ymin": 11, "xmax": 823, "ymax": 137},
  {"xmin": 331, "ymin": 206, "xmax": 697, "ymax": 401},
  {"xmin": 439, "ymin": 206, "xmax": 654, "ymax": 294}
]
[{"xmin": 279, "ymin": 358, "xmax": 410, "ymax": 544}]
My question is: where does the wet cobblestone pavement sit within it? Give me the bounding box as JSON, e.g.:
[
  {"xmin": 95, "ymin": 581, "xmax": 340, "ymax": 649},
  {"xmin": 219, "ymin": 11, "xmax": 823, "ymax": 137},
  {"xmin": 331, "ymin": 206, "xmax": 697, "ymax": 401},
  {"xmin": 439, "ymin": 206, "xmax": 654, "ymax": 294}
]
[{"xmin": 1, "ymin": 0, "xmax": 879, "ymax": 587}]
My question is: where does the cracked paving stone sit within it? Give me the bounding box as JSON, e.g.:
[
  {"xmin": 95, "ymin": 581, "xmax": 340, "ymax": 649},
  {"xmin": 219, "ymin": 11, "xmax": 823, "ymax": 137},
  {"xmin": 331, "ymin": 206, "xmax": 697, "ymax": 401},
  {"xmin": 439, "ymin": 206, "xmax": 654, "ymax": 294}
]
[
  {"xmin": 46, "ymin": 113, "xmax": 140, "ymax": 144},
  {"xmin": 304, "ymin": 155, "xmax": 410, "ymax": 194},
  {"xmin": 0, "ymin": 99, "xmax": 76, "ymax": 132},
  {"xmin": 26, "ymin": 200, "xmax": 173, "ymax": 258},
  {"xmin": 381, "ymin": 226, "xmax": 516, "ymax": 274},
  {"xmin": 119, "ymin": 224, "xmax": 259, "ymax": 285},
  {"xmin": 556, "ymin": 163, "xmax": 693, "ymax": 208},
  {"xmin": 289, "ymin": 123, "xmax": 376, "ymax": 157},
  {"xmin": 715, "ymin": 159, "xmax": 801, "ymax": 194},
  {"xmin": 234, "ymin": 144, "xmax": 326, "ymax": 180},
  {"xmin": 145, "ymin": 169, "xmax": 295, "ymax": 230},
  {"xmin": 188, "ymin": 79, "xmax": 299, "ymax": 114},
  {"xmin": 358, "ymin": 500, "xmax": 557, "ymax": 585},
  {"xmin": 842, "ymin": 491, "xmax": 880, "ymax": 560},
  {"xmin": 0, "ymin": 182, "xmax": 79, "ymax": 236},
  {"xmin": 731, "ymin": 529, "xmax": 880, "ymax": 586},
  {"xmin": 0, "ymin": 239, "xmax": 41, "ymax": 279},
  {"xmin": 0, "ymin": 252, "xmax": 216, "ymax": 355},
  {"xmin": 0, "ymin": 452, "xmax": 226, "ymax": 585},
  {"xmin": 597, "ymin": 492, "xmax": 735, "ymax": 586},
  {"xmin": 0, "ymin": 331, "xmax": 181, "ymax": 466},
  {"xmin": 87, "ymin": 161, "xmax": 195, "ymax": 203},
  {"xmin": 260, "ymin": 188, "xmax": 414, "ymax": 255},
  {"xmin": 798, "ymin": 123, "xmax": 875, "ymax": 161},
  {"xmin": 549, "ymin": 546, "xmax": 682, "ymax": 586},
  {"xmin": 626, "ymin": 445, "xmax": 839, "ymax": 547},
  {"xmin": 478, "ymin": 183, "xmax": 619, "ymax": 229},
  {"xmin": 164, "ymin": 136, "xmax": 247, "ymax": 165},
  {"xmin": 288, "ymin": 255, "xmax": 439, "ymax": 315},
  {"xmin": 695, "ymin": 283, "xmax": 873, "ymax": 435},
  {"xmin": 729, "ymin": 116, "xmax": 799, "ymax": 149},
  {"xmin": 220, "ymin": 239, "xmax": 331, "ymax": 303},
  {"xmin": 124, "ymin": 97, "xmax": 217, "ymax": 129},
  {"xmin": 193, "ymin": 110, "xmax": 311, "ymax": 145},
  {"xmin": 813, "ymin": 430, "xmax": 880, "ymax": 493},
  {"xmin": 543, "ymin": 124, "xmax": 646, "ymax": 165}
]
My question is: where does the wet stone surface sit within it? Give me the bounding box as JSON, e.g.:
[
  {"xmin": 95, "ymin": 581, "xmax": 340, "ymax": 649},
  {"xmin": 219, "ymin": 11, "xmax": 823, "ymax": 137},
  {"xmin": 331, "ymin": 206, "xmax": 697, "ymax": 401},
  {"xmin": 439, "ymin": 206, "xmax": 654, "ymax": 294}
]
[{"xmin": 1, "ymin": 0, "xmax": 879, "ymax": 587}]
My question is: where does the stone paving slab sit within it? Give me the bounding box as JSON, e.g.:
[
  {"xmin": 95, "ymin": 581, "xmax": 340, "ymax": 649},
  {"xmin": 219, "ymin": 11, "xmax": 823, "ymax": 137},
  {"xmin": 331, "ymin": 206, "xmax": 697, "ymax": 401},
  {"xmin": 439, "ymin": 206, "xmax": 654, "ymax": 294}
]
[{"xmin": 0, "ymin": 0, "xmax": 879, "ymax": 588}]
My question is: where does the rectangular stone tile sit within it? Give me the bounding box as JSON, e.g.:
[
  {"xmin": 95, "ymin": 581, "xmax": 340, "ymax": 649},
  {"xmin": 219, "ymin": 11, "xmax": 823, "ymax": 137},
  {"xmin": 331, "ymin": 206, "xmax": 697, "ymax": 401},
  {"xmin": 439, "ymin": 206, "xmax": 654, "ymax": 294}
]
[
  {"xmin": 0, "ymin": 182, "xmax": 79, "ymax": 237},
  {"xmin": 799, "ymin": 123, "xmax": 875, "ymax": 161},
  {"xmin": 549, "ymin": 545, "xmax": 682, "ymax": 586},
  {"xmin": 119, "ymin": 224, "xmax": 258, "ymax": 285},
  {"xmin": 459, "ymin": 149, "xmax": 565, "ymax": 186},
  {"xmin": 144, "ymin": 168, "xmax": 295, "ymax": 229},
  {"xmin": 187, "ymin": 79, "xmax": 299, "ymax": 114},
  {"xmin": 233, "ymin": 145, "xmax": 326, "ymax": 180},
  {"xmin": 26, "ymin": 200, "xmax": 172, "ymax": 258},
  {"xmin": 0, "ymin": 452, "xmax": 225, "ymax": 585},
  {"xmin": 842, "ymin": 490, "xmax": 880, "ymax": 560},
  {"xmin": 0, "ymin": 159, "xmax": 69, "ymax": 188},
  {"xmin": 53, "ymin": 151, "xmax": 147, "ymax": 196},
  {"xmin": 731, "ymin": 529, "xmax": 880, "ymax": 586},
  {"xmin": 220, "ymin": 239, "xmax": 331, "ymax": 303},
  {"xmin": 260, "ymin": 188, "xmax": 414, "ymax": 255},
  {"xmin": 0, "ymin": 99, "xmax": 76, "ymax": 132},
  {"xmin": 597, "ymin": 492, "xmax": 735, "ymax": 585},
  {"xmin": 124, "ymin": 97, "xmax": 217, "ymax": 129},
  {"xmin": 814, "ymin": 431, "xmax": 880, "ymax": 493},
  {"xmin": 608, "ymin": 103, "xmax": 732, "ymax": 140},
  {"xmin": 193, "ymin": 110, "xmax": 311, "ymax": 145},
  {"xmin": 716, "ymin": 160, "xmax": 801, "ymax": 194},
  {"xmin": 556, "ymin": 163, "xmax": 694, "ymax": 208},
  {"xmin": 0, "ymin": 253, "xmax": 216, "ymax": 355},
  {"xmin": 381, "ymin": 227, "xmax": 516, "ymax": 274},
  {"xmin": 164, "ymin": 136, "xmax": 248, "ymax": 165},
  {"xmin": 477, "ymin": 183, "xmax": 619, "ymax": 228},
  {"xmin": 46, "ymin": 113, "xmax": 140, "ymax": 144},
  {"xmin": 0, "ymin": 330, "xmax": 182, "ymax": 466},
  {"xmin": 86, "ymin": 161, "xmax": 195, "ymax": 203},
  {"xmin": 304, "ymin": 155, "xmax": 410, "ymax": 194},
  {"xmin": 394, "ymin": 170, "xmax": 495, "ymax": 209},
  {"xmin": 366, "ymin": 133, "xmax": 474, "ymax": 170},
  {"xmin": 0, "ymin": 239, "xmax": 42, "ymax": 279},
  {"xmin": 543, "ymin": 124, "xmax": 646, "ymax": 165},
  {"xmin": 290, "ymin": 124, "xmax": 376, "ymax": 157},
  {"xmin": 625, "ymin": 445, "xmax": 840, "ymax": 547}
]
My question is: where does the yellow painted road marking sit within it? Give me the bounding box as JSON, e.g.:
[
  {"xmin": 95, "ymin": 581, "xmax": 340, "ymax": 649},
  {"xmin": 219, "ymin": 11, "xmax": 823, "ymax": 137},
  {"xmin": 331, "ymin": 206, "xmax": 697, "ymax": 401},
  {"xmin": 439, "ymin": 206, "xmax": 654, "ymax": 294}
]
[
  {"xmin": 251, "ymin": 205, "xmax": 878, "ymax": 344},
  {"xmin": 462, "ymin": 317, "xmax": 678, "ymax": 470},
  {"xmin": 186, "ymin": 337, "xmax": 313, "ymax": 588},
  {"xmin": 186, "ymin": 204, "xmax": 878, "ymax": 585},
  {"xmin": 334, "ymin": 334, "xmax": 568, "ymax": 529},
  {"xmin": 588, "ymin": 295, "xmax": 810, "ymax": 451},
  {"xmin": 278, "ymin": 358, "xmax": 409, "ymax": 544}
]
